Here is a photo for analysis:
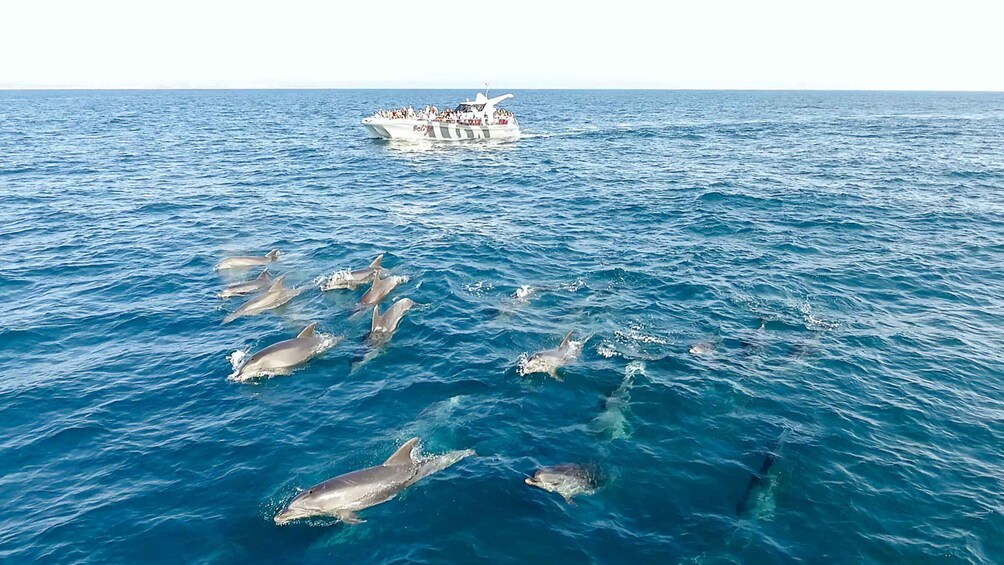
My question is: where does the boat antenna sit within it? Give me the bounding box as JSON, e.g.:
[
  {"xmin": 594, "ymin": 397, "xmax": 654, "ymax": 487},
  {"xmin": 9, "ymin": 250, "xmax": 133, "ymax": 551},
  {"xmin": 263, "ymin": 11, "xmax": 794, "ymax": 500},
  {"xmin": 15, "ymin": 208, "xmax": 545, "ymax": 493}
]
[{"xmin": 485, "ymin": 82, "xmax": 489, "ymax": 98}]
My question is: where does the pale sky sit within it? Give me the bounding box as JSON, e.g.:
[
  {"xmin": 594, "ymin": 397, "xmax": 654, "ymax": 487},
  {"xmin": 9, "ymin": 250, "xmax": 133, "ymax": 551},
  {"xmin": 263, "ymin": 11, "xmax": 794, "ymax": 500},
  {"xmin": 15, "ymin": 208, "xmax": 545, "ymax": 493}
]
[{"xmin": 1, "ymin": 0, "xmax": 1002, "ymax": 90}]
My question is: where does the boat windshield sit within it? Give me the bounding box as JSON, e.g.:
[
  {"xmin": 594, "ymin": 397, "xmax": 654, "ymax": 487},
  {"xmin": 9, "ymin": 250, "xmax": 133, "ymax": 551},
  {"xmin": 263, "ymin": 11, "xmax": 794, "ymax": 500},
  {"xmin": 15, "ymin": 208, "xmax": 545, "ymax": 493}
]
[{"xmin": 455, "ymin": 103, "xmax": 486, "ymax": 112}]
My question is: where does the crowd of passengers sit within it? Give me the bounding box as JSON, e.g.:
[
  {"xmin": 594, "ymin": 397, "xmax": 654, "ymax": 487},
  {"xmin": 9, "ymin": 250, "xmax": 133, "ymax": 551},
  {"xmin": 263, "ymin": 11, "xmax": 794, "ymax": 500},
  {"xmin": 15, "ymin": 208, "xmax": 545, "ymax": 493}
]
[{"xmin": 373, "ymin": 106, "xmax": 514, "ymax": 125}]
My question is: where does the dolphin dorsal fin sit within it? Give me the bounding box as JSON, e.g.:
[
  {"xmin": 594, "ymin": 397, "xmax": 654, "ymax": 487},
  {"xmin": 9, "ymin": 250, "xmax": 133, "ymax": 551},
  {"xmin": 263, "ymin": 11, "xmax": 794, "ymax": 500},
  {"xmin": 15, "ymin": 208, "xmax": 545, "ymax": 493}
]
[
  {"xmin": 560, "ymin": 331, "xmax": 574, "ymax": 349},
  {"xmin": 256, "ymin": 269, "xmax": 270, "ymax": 281},
  {"xmin": 384, "ymin": 437, "xmax": 420, "ymax": 466},
  {"xmin": 297, "ymin": 322, "xmax": 317, "ymax": 338},
  {"xmin": 371, "ymin": 306, "xmax": 383, "ymax": 332},
  {"xmin": 268, "ymin": 275, "xmax": 286, "ymax": 292},
  {"xmin": 266, "ymin": 249, "xmax": 280, "ymax": 261},
  {"xmin": 369, "ymin": 254, "xmax": 384, "ymax": 270}
]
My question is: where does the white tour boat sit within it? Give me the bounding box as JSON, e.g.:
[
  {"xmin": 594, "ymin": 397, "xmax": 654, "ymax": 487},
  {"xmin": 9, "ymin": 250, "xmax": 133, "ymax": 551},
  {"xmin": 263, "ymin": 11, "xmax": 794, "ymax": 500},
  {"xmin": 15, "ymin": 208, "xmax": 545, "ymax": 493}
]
[{"xmin": 363, "ymin": 91, "xmax": 520, "ymax": 141}]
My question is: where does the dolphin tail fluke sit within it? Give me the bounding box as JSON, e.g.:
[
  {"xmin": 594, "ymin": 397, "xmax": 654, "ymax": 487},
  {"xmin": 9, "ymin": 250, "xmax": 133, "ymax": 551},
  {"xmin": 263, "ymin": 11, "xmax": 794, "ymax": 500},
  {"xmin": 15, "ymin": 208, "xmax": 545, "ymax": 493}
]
[
  {"xmin": 297, "ymin": 322, "xmax": 317, "ymax": 338},
  {"xmin": 384, "ymin": 437, "xmax": 421, "ymax": 466},
  {"xmin": 268, "ymin": 275, "xmax": 286, "ymax": 292},
  {"xmin": 370, "ymin": 254, "xmax": 384, "ymax": 270}
]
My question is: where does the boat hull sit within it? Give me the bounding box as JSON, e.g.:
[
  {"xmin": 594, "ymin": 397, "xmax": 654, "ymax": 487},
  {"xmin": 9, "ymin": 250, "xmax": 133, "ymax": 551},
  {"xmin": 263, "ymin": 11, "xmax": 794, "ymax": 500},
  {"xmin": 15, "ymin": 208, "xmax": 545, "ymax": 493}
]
[{"xmin": 363, "ymin": 118, "xmax": 520, "ymax": 141}]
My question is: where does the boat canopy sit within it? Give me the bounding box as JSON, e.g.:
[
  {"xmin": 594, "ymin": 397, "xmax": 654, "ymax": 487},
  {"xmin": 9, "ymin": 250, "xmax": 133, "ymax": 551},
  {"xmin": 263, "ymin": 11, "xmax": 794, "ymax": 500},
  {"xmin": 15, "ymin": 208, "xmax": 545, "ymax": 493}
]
[{"xmin": 455, "ymin": 93, "xmax": 514, "ymax": 113}]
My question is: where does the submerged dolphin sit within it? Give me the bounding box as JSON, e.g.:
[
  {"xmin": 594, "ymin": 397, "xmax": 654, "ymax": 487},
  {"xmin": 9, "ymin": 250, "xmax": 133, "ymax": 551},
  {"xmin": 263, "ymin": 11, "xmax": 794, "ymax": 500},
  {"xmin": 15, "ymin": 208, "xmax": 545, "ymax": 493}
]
[
  {"xmin": 518, "ymin": 332, "xmax": 582, "ymax": 379},
  {"xmin": 525, "ymin": 464, "xmax": 599, "ymax": 503},
  {"xmin": 590, "ymin": 361, "xmax": 642, "ymax": 440},
  {"xmin": 358, "ymin": 273, "xmax": 405, "ymax": 308},
  {"xmin": 219, "ymin": 269, "xmax": 271, "ymax": 299},
  {"xmin": 367, "ymin": 298, "xmax": 415, "ymax": 345},
  {"xmin": 320, "ymin": 254, "xmax": 384, "ymax": 291},
  {"xmin": 230, "ymin": 322, "xmax": 335, "ymax": 382},
  {"xmin": 274, "ymin": 437, "xmax": 474, "ymax": 525},
  {"xmin": 223, "ymin": 275, "xmax": 302, "ymax": 324},
  {"xmin": 216, "ymin": 249, "xmax": 280, "ymax": 270},
  {"xmin": 736, "ymin": 430, "xmax": 788, "ymax": 518}
]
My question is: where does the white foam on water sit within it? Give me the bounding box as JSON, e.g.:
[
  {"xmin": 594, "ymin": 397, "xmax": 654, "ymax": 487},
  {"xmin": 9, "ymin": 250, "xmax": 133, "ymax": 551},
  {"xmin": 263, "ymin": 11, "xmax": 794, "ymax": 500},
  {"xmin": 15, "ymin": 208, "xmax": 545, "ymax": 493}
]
[
  {"xmin": 511, "ymin": 285, "xmax": 536, "ymax": 303},
  {"xmin": 597, "ymin": 341, "xmax": 620, "ymax": 358},
  {"xmin": 465, "ymin": 280, "xmax": 495, "ymax": 295},
  {"xmin": 227, "ymin": 348, "xmax": 250, "ymax": 375},
  {"xmin": 614, "ymin": 328, "xmax": 670, "ymax": 346},
  {"xmin": 800, "ymin": 302, "xmax": 839, "ymax": 331}
]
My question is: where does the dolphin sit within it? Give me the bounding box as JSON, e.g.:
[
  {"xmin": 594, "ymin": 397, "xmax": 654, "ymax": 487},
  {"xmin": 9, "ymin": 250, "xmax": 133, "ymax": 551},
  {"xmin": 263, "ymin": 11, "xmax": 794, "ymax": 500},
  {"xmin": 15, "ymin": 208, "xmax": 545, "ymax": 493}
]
[
  {"xmin": 320, "ymin": 254, "xmax": 384, "ymax": 291},
  {"xmin": 358, "ymin": 273, "xmax": 405, "ymax": 308},
  {"xmin": 230, "ymin": 322, "xmax": 335, "ymax": 382},
  {"xmin": 222, "ymin": 275, "xmax": 302, "ymax": 324},
  {"xmin": 689, "ymin": 340, "xmax": 717, "ymax": 356},
  {"xmin": 274, "ymin": 437, "xmax": 474, "ymax": 525},
  {"xmin": 590, "ymin": 361, "xmax": 642, "ymax": 440},
  {"xmin": 518, "ymin": 332, "xmax": 582, "ymax": 379},
  {"xmin": 367, "ymin": 298, "xmax": 415, "ymax": 345},
  {"xmin": 525, "ymin": 464, "xmax": 599, "ymax": 503},
  {"xmin": 219, "ymin": 269, "xmax": 272, "ymax": 299},
  {"xmin": 216, "ymin": 249, "xmax": 280, "ymax": 271},
  {"xmin": 736, "ymin": 430, "xmax": 788, "ymax": 518}
]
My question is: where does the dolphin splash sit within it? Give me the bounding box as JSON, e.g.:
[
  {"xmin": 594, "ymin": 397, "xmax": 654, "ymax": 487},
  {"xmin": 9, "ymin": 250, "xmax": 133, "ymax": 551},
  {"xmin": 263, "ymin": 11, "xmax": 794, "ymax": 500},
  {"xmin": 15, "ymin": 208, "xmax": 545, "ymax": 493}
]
[{"xmin": 319, "ymin": 254, "xmax": 384, "ymax": 291}]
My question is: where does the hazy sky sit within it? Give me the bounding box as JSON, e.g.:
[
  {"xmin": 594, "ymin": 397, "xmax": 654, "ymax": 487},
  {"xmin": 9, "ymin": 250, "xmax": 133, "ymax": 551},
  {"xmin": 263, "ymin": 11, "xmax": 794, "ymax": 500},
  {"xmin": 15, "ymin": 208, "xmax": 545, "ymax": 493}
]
[{"xmin": 1, "ymin": 0, "xmax": 1001, "ymax": 90}]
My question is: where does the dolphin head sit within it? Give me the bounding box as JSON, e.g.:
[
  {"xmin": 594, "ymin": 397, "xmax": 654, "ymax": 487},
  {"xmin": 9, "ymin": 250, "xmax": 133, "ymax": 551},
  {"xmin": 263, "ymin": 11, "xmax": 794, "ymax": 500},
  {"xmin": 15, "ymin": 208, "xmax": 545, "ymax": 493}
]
[{"xmin": 274, "ymin": 489, "xmax": 323, "ymax": 525}]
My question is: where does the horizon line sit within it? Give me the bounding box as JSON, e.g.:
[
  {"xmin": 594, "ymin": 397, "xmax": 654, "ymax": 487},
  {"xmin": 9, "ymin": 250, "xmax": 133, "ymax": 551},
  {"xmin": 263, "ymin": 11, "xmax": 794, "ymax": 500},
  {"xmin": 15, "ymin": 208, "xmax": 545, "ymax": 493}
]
[{"xmin": 2, "ymin": 86, "xmax": 1003, "ymax": 94}]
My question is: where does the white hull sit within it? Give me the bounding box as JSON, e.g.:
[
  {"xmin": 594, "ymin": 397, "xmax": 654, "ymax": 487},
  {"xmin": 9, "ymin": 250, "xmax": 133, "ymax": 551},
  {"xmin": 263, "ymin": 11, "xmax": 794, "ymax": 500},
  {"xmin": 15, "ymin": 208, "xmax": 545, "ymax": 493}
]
[{"xmin": 363, "ymin": 118, "xmax": 520, "ymax": 141}]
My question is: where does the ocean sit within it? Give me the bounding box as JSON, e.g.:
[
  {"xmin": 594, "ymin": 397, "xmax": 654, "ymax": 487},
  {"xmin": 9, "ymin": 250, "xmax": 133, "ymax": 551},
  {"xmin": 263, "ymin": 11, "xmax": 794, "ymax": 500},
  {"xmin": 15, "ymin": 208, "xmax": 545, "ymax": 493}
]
[{"xmin": 1, "ymin": 89, "xmax": 1002, "ymax": 563}]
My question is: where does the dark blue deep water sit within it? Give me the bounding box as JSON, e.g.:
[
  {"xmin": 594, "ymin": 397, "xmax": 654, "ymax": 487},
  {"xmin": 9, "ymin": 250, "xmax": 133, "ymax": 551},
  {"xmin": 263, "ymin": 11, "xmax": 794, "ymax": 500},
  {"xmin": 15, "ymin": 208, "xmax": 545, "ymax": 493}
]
[{"xmin": 1, "ymin": 90, "xmax": 1002, "ymax": 563}]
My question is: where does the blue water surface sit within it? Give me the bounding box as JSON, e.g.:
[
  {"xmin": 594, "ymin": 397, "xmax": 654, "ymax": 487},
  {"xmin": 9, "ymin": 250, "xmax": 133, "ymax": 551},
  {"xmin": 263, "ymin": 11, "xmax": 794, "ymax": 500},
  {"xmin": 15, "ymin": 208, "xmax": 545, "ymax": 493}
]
[{"xmin": 1, "ymin": 89, "xmax": 1002, "ymax": 563}]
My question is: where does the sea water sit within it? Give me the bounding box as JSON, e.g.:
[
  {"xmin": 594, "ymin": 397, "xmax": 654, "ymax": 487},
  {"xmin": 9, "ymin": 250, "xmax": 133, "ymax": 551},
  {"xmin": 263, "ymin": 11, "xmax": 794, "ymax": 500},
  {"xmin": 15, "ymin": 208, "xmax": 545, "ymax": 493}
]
[{"xmin": 1, "ymin": 90, "xmax": 1002, "ymax": 563}]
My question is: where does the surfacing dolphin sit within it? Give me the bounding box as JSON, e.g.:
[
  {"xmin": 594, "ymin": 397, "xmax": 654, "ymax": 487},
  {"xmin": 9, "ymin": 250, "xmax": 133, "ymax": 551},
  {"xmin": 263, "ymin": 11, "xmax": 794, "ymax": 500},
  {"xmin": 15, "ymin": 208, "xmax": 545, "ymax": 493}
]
[
  {"xmin": 222, "ymin": 275, "xmax": 303, "ymax": 324},
  {"xmin": 216, "ymin": 249, "xmax": 280, "ymax": 271},
  {"xmin": 274, "ymin": 437, "xmax": 474, "ymax": 525},
  {"xmin": 525, "ymin": 464, "xmax": 599, "ymax": 503},
  {"xmin": 367, "ymin": 298, "xmax": 415, "ymax": 345},
  {"xmin": 230, "ymin": 322, "xmax": 337, "ymax": 382},
  {"xmin": 689, "ymin": 340, "xmax": 717, "ymax": 356},
  {"xmin": 320, "ymin": 254, "xmax": 384, "ymax": 291},
  {"xmin": 219, "ymin": 269, "xmax": 271, "ymax": 299},
  {"xmin": 358, "ymin": 273, "xmax": 406, "ymax": 309},
  {"xmin": 518, "ymin": 332, "xmax": 583, "ymax": 379}
]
